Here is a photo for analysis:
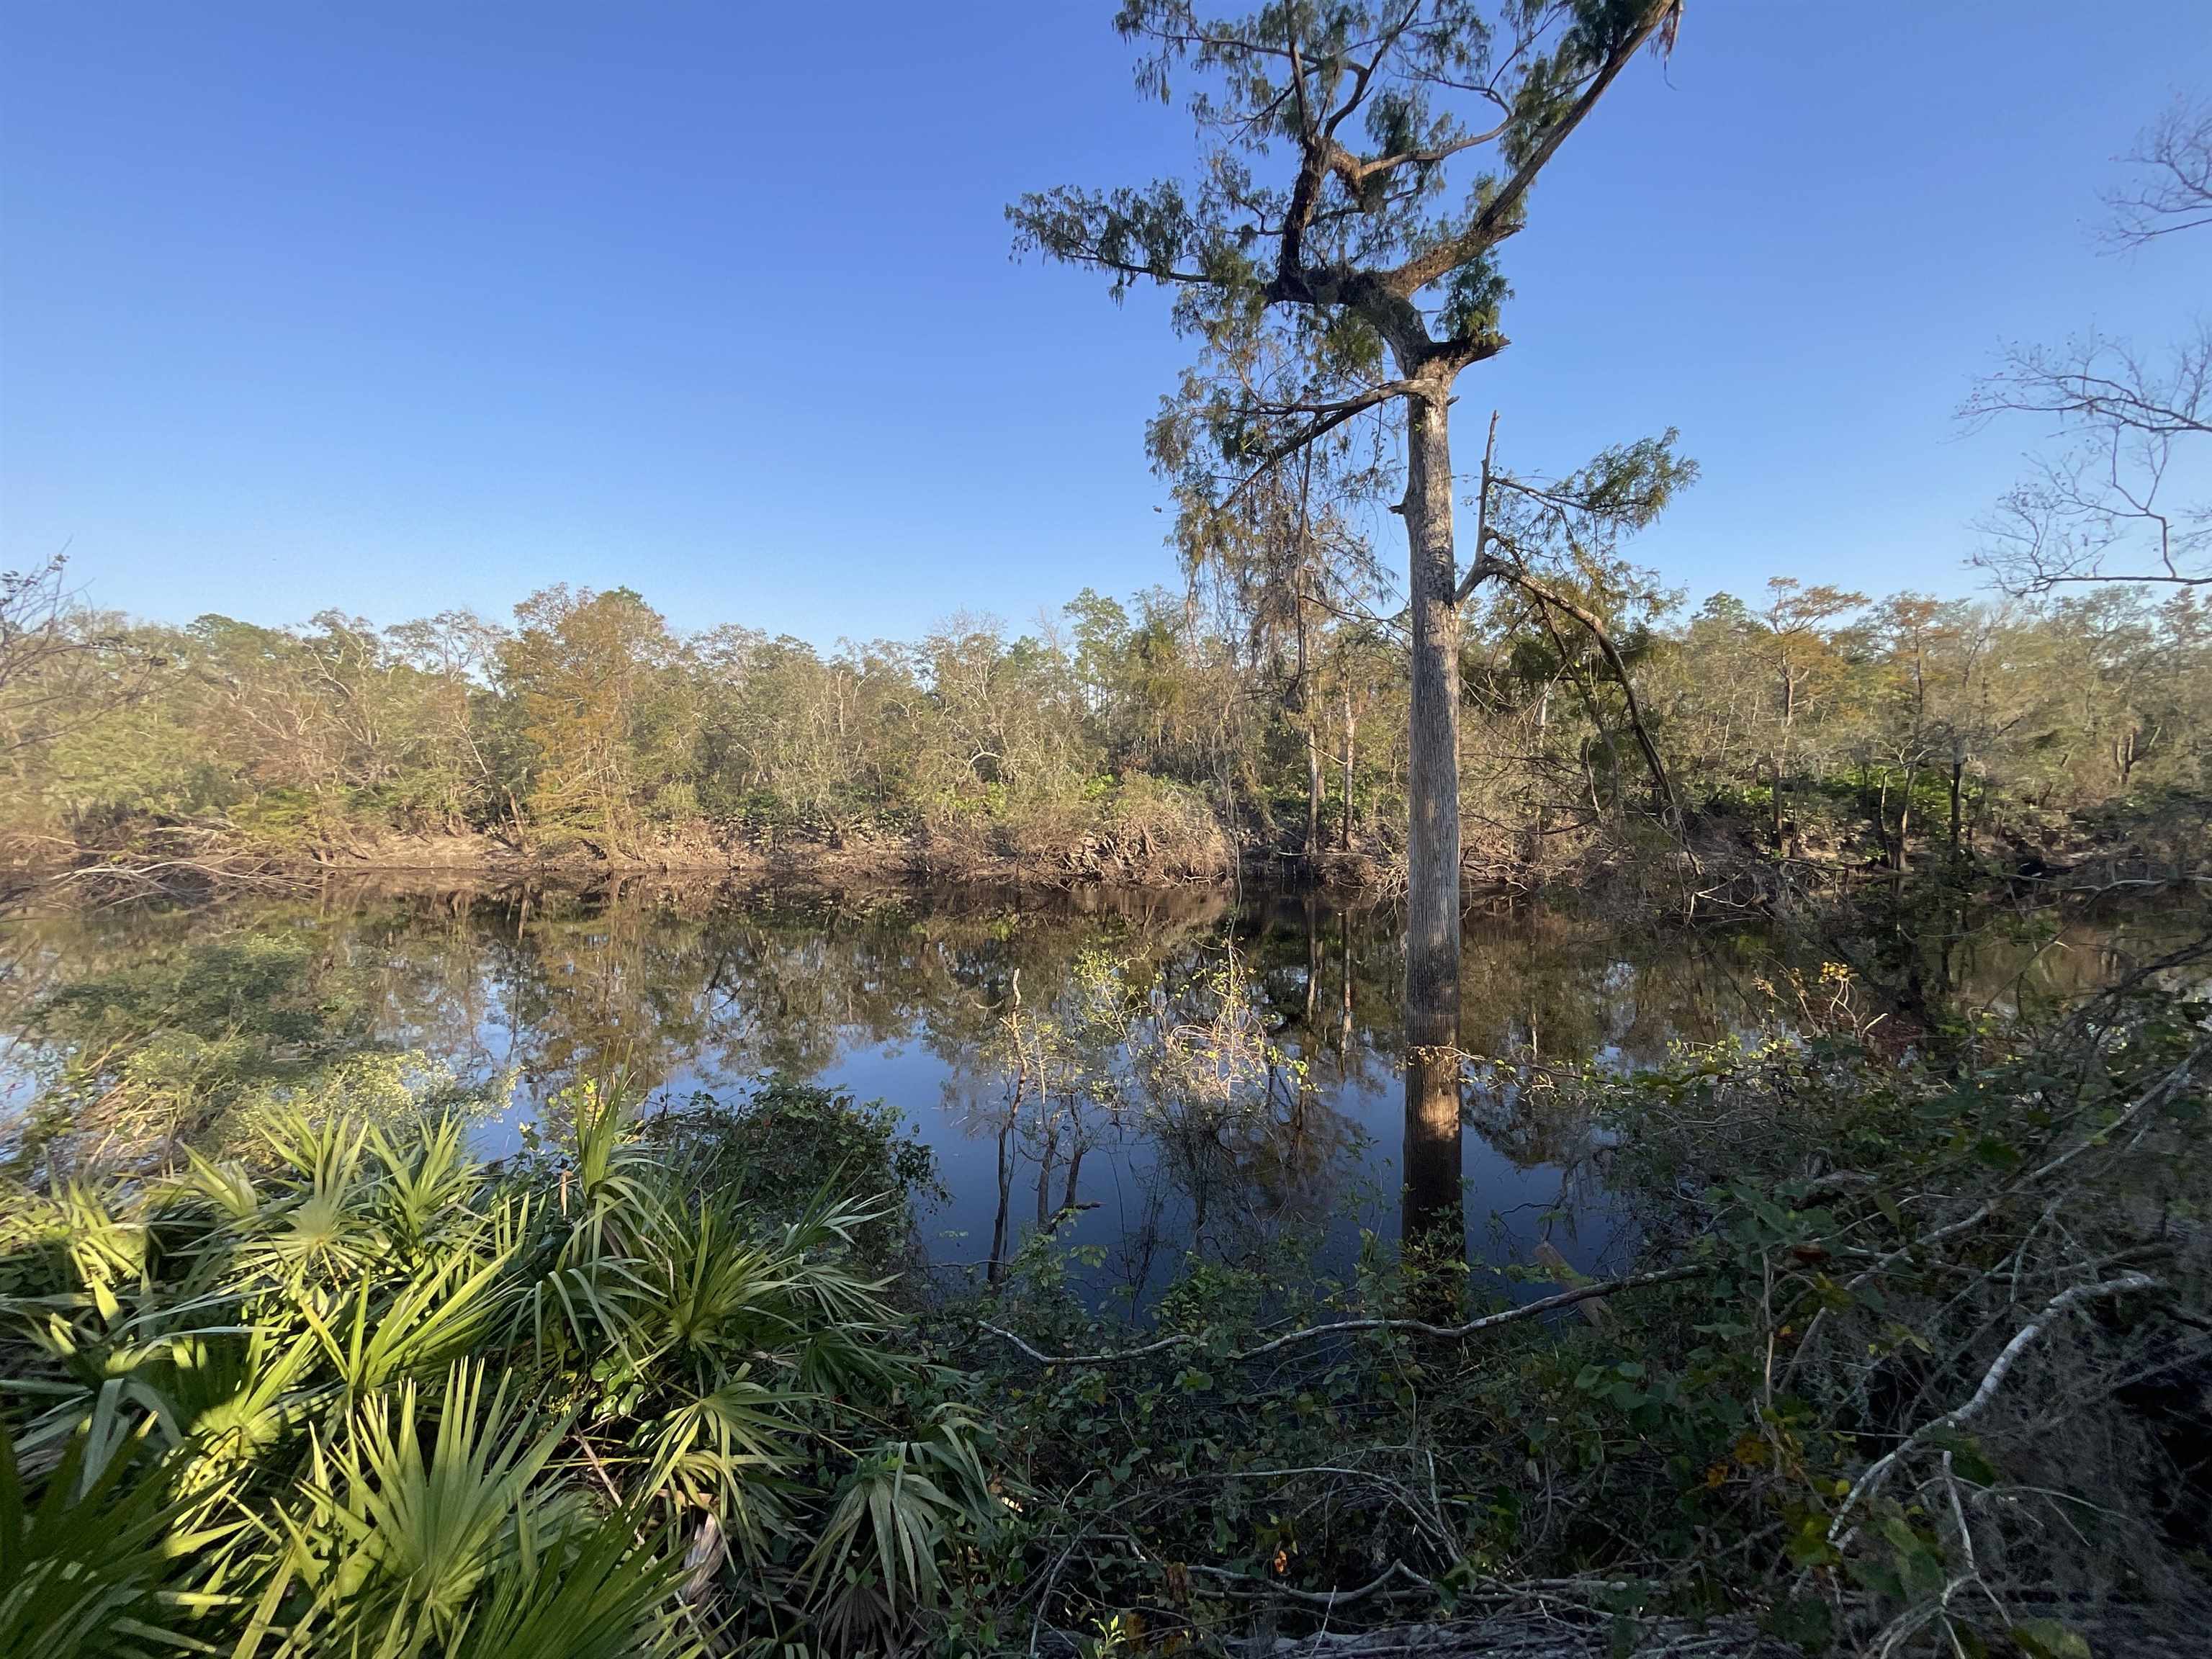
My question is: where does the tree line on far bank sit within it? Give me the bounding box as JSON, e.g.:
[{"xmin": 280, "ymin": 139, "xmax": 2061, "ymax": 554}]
[{"xmin": 3, "ymin": 558, "xmax": 2206, "ymax": 886}]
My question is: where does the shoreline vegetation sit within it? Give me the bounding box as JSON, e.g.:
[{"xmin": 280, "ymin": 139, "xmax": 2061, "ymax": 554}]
[
  {"xmin": 10, "ymin": 804, "xmax": 2206, "ymax": 912},
  {"xmin": 4, "ymin": 561, "xmax": 2206, "ymax": 906}
]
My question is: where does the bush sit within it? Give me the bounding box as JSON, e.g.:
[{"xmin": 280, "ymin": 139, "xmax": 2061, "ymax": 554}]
[{"xmin": 0, "ymin": 1090, "xmax": 996, "ymax": 1655}]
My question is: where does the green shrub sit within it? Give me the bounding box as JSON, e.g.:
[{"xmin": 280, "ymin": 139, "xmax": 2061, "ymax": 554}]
[{"xmin": 0, "ymin": 1087, "xmax": 995, "ymax": 1655}]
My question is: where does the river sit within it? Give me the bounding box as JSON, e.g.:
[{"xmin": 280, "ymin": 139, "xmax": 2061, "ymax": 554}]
[{"xmin": 0, "ymin": 876, "xmax": 2174, "ymax": 1305}]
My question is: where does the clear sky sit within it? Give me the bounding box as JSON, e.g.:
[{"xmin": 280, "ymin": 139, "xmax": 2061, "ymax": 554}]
[{"xmin": 3, "ymin": 2, "xmax": 2207, "ymax": 644}]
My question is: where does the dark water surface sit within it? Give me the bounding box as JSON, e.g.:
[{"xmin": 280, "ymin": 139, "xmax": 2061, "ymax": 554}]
[{"xmin": 0, "ymin": 878, "xmax": 2173, "ymax": 1305}]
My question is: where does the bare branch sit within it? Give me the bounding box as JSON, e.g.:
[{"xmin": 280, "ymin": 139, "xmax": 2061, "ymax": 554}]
[
  {"xmin": 1827, "ymin": 1272, "xmax": 2164, "ymax": 1543},
  {"xmin": 979, "ymin": 1262, "xmax": 1709, "ymax": 1367},
  {"xmin": 2103, "ymin": 94, "xmax": 2212, "ymax": 251},
  {"xmin": 1384, "ymin": 3, "xmax": 1681, "ymax": 302}
]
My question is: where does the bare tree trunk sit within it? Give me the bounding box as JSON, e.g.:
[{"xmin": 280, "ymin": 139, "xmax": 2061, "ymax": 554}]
[
  {"xmin": 1061, "ymin": 1138, "xmax": 1084, "ymax": 1216},
  {"xmin": 1773, "ymin": 673, "xmax": 1799, "ymax": 850},
  {"xmin": 1339, "ymin": 691, "xmax": 1357, "ymax": 852},
  {"xmin": 1949, "ymin": 755, "xmax": 1964, "ymax": 853},
  {"xmin": 1305, "ymin": 718, "xmax": 1324, "ymax": 863},
  {"xmin": 1291, "ymin": 554, "xmax": 1324, "ymax": 866},
  {"xmin": 1403, "ymin": 382, "xmax": 1462, "ymax": 1054},
  {"xmin": 987, "ymin": 1116, "xmax": 1012, "ymax": 1287},
  {"xmin": 1401, "ymin": 379, "xmax": 1464, "ymax": 1305},
  {"xmin": 1532, "ymin": 684, "xmax": 1550, "ymax": 858},
  {"xmin": 1896, "ymin": 765, "xmax": 1915, "ymax": 872}
]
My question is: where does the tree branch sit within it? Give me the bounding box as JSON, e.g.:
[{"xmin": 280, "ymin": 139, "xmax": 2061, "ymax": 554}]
[
  {"xmin": 1827, "ymin": 1272, "xmax": 2163, "ymax": 1543},
  {"xmin": 1385, "ymin": 2, "xmax": 1680, "ymax": 300},
  {"xmin": 979, "ymin": 1262, "xmax": 1709, "ymax": 1367}
]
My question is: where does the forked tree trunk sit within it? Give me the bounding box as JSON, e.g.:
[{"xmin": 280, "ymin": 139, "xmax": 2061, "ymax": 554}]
[{"xmin": 1061, "ymin": 1141, "xmax": 1083, "ymax": 1215}]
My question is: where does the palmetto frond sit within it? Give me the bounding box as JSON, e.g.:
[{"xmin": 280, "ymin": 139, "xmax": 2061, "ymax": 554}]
[
  {"xmin": 0, "ymin": 1425, "xmax": 230, "ymax": 1658},
  {"xmin": 634, "ymin": 1370, "xmax": 801, "ymax": 1554},
  {"xmin": 364, "ymin": 1117, "xmax": 485, "ymax": 1262},
  {"xmin": 799, "ymin": 1421, "xmax": 997, "ymax": 1647},
  {"xmin": 294, "ymin": 1242, "xmax": 518, "ymax": 1400},
  {"xmin": 2, "ymin": 1086, "xmax": 978, "ymax": 1654},
  {"xmin": 154, "ymin": 1326, "xmax": 321, "ymax": 1483},
  {"xmin": 230, "ymin": 1119, "xmax": 383, "ymax": 1294},
  {"xmin": 287, "ymin": 1360, "xmax": 582, "ymax": 1637},
  {"xmin": 430, "ymin": 1505, "xmax": 698, "ymax": 1659}
]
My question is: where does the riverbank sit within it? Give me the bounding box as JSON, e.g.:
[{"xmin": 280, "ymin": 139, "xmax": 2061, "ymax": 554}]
[
  {"xmin": 3, "ymin": 819, "xmax": 1398, "ymax": 904},
  {"xmin": 12, "ymin": 804, "xmax": 2207, "ymax": 927}
]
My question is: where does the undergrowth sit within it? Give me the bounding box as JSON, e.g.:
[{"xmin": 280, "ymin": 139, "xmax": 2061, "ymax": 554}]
[{"xmin": 948, "ymin": 962, "xmax": 2212, "ymax": 1656}]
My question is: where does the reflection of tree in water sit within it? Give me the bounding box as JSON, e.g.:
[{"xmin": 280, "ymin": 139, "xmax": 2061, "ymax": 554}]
[
  {"xmin": 338, "ymin": 890, "xmax": 516, "ymax": 1078},
  {"xmin": 19, "ymin": 878, "xmax": 2193, "ymax": 1290},
  {"xmin": 1228, "ymin": 898, "xmax": 1786, "ymax": 1282},
  {"xmin": 487, "ymin": 890, "xmax": 731, "ymax": 1094},
  {"xmin": 938, "ymin": 948, "xmax": 1138, "ymax": 1285},
  {"xmin": 936, "ymin": 927, "xmax": 1371, "ymax": 1288},
  {"xmin": 1129, "ymin": 945, "xmax": 1370, "ymax": 1272},
  {"xmin": 1449, "ymin": 908, "xmax": 1776, "ymax": 1166}
]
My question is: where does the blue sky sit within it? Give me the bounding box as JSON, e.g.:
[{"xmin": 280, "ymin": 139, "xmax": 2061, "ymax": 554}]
[{"xmin": 3, "ymin": 1, "xmax": 2207, "ymax": 644}]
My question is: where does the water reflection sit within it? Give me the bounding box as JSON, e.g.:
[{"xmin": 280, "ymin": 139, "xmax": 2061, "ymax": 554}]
[
  {"xmin": 4, "ymin": 878, "xmax": 2182, "ymax": 1304},
  {"xmin": 1401, "ymin": 1043, "xmax": 1466, "ymax": 1292}
]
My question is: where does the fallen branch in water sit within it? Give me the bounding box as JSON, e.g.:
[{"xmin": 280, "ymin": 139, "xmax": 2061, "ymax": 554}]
[{"xmin": 979, "ymin": 1263, "xmax": 1711, "ymax": 1367}]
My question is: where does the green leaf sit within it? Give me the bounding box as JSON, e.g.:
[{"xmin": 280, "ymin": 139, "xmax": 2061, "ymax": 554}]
[
  {"xmin": 1764, "ymin": 1594, "xmax": 1834, "ymax": 1651},
  {"xmin": 2009, "ymin": 1619, "xmax": 2091, "ymax": 1659}
]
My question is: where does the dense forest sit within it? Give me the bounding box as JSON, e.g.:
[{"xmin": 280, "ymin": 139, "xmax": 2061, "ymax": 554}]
[{"xmin": 5, "ymin": 557, "xmax": 2208, "ymax": 889}]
